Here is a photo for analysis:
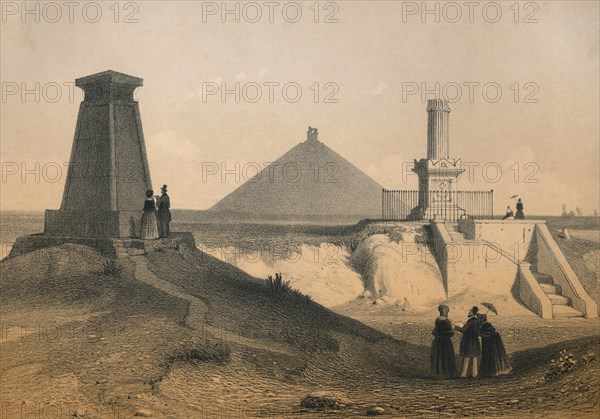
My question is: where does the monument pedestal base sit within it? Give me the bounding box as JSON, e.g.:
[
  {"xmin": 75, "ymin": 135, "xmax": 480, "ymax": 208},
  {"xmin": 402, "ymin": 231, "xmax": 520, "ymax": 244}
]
[
  {"xmin": 8, "ymin": 232, "xmax": 195, "ymax": 260},
  {"xmin": 424, "ymin": 204, "xmax": 466, "ymax": 221},
  {"xmin": 409, "ymin": 204, "xmax": 466, "ymax": 221},
  {"xmin": 44, "ymin": 210, "xmax": 144, "ymax": 238}
]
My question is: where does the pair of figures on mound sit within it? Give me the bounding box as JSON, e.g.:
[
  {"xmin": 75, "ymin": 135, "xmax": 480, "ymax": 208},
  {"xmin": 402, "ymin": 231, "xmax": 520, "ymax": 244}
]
[
  {"xmin": 431, "ymin": 305, "xmax": 512, "ymax": 379},
  {"xmin": 140, "ymin": 185, "xmax": 171, "ymax": 239}
]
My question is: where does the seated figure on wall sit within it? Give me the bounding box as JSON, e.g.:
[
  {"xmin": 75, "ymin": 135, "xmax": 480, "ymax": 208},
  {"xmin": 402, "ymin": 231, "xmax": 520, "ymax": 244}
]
[{"xmin": 502, "ymin": 206, "xmax": 514, "ymax": 220}]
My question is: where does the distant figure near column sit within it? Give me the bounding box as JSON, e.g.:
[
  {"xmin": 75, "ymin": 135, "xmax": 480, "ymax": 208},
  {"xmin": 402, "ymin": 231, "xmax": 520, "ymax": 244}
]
[
  {"xmin": 515, "ymin": 198, "xmax": 525, "ymax": 220},
  {"xmin": 156, "ymin": 185, "xmax": 171, "ymax": 238}
]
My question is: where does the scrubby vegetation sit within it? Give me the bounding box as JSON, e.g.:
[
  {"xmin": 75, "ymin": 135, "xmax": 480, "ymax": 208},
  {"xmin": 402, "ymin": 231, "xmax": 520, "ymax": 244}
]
[
  {"xmin": 171, "ymin": 341, "xmax": 231, "ymax": 365},
  {"xmin": 334, "ymin": 223, "xmax": 408, "ymax": 255},
  {"xmin": 266, "ymin": 273, "xmax": 312, "ymax": 304},
  {"xmin": 100, "ymin": 259, "xmax": 122, "ymax": 277},
  {"xmin": 266, "ymin": 273, "xmax": 292, "ymax": 294},
  {"xmin": 545, "ymin": 349, "xmax": 596, "ymax": 382},
  {"xmin": 300, "ymin": 391, "xmax": 352, "ymax": 409}
]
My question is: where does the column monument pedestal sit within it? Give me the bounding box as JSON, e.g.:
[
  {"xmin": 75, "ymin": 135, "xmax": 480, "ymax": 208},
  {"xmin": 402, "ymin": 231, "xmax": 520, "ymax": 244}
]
[{"xmin": 410, "ymin": 99, "xmax": 465, "ymax": 221}]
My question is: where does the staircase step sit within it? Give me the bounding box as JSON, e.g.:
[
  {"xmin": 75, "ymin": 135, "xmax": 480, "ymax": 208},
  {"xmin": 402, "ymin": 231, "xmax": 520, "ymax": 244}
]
[
  {"xmin": 540, "ymin": 283, "xmax": 562, "ymax": 294},
  {"xmin": 533, "ymin": 272, "xmax": 554, "ymax": 284},
  {"xmin": 547, "ymin": 294, "xmax": 571, "ymax": 305},
  {"xmin": 449, "ymin": 232, "xmax": 464, "ymax": 241},
  {"xmin": 553, "ymin": 305, "xmax": 584, "ymax": 318}
]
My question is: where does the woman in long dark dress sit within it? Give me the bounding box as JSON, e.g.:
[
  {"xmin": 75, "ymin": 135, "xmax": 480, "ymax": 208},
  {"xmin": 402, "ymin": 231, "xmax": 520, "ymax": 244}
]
[
  {"xmin": 141, "ymin": 189, "xmax": 159, "ymax": 240},
  {"xmin": 479, "ymin": 314, "xmax": 512, "ymax": 377},
  {"xmin": 515, "ymin": 198, "xmax": 525, "ymax": 220},
  {"xmin": 430, "ymin": 304, "xmax": 457, "ymax": 379}
]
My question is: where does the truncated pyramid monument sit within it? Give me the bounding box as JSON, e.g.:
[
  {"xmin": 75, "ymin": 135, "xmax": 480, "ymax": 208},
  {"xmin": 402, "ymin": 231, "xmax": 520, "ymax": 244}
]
[
  {"xmin": 45, "ymin": 70, "xmax": 153, "ymax": 238},
  {"xmin": 10, "ymin": 70, "xmax": 199, "ymax": 259},
  {"xmin": 210, "ymin": 128, "xmax": 383, "ymax": 220}
]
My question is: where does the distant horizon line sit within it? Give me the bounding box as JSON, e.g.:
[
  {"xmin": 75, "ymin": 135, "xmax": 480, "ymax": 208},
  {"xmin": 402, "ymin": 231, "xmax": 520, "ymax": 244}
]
[{"xmin": 1, "ymin": 208, "xmax": 598, "ymax": 218}]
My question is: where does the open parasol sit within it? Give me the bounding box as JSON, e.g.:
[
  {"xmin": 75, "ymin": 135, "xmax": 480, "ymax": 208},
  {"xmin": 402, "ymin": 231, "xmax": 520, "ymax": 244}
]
[{"xmin": 481, "ymin": 302, "xmax": 498, "ymax": 315}]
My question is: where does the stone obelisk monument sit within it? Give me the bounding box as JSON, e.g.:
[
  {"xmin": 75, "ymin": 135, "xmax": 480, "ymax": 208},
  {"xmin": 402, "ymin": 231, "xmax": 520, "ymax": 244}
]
[
  {"xmin": 411, "ymin": 99, "xmax": 465, "ymax": 220},
  {"xmin": 45, "ymin": 70, "xmax": 152, "ymax": 238}
]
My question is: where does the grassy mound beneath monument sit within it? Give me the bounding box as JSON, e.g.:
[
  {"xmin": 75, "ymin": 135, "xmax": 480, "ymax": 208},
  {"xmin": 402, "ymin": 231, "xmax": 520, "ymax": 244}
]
[{"xmin": 0, "ymin": 237, "xmax": 427, "ymax": 417}]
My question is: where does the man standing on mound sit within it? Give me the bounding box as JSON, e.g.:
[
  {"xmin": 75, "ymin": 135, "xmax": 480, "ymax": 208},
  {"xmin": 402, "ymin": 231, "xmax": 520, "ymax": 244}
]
[{"xmin": 457, "ymin": 306, "xmax": 481, "ymax": 378}]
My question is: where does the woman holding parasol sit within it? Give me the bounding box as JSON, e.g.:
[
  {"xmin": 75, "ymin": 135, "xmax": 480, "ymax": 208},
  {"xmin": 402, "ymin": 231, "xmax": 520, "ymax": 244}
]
[
  {"xmin": 479, "ymin": 302, "xmax": 512, "ymax": 377},
  {"xmin": 509, "ymin": 195, "xmax": 525, "ymax": 220}
]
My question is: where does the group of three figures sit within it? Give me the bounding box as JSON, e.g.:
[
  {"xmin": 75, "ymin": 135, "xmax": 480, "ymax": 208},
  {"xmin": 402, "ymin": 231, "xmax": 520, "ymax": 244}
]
[
  {"xmin": 140, "ymin": 184, "xmax": 171, "ymax": 239},
  {"xmin": 431, "ymin": 305, "xmax": 512, "ymax": 379}
]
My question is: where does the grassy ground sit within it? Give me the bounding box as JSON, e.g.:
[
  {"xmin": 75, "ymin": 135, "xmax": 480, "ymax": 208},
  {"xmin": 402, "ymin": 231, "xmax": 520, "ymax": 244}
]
[
  {"xmin": 0, "ymin": 240, "xmax": 423, "ymax": 418},
  {"xmin": 1, "ymin": 215, "xmax": 598, "ymax": 418},
  {"xmin": 1, "ymin": 237, "xmax": 598, "ymax": 418}
]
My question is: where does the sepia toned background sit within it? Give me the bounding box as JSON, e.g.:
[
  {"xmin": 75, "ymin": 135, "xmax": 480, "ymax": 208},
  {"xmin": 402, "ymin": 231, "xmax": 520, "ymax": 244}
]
[{"xmin": 1, "ymin": 0, "xmax": 598, "ymax": 215}]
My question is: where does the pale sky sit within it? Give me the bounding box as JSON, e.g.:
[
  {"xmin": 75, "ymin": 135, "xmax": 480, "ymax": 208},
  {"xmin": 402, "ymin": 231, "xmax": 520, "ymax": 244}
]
[{"xmin": 1, "ymin": 1, "xmax": 598, "ymax": 215}]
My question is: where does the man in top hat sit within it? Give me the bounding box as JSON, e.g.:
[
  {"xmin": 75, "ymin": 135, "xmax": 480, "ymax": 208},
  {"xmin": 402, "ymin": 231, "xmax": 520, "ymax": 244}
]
[
  {"xmin": 456, "ymin": 306, "xmax": 482, "ymax": 378},
  {"xmin": 156, "ymin": 185, "xmax": 171, "ymax": 238}
]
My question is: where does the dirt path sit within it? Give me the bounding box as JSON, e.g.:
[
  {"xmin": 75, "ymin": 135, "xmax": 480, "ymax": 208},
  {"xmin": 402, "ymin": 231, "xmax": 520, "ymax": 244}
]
[
  {"xmin": 130, "ymin": 255, "xmax": 208, "ymax": 328},
  {"xmin": 160, "ymin": 332, "xmax": 599, "ymax": 418},
  {"xmin": 129, "ymin": 255, "xmax": 293, "ymax": 356}
]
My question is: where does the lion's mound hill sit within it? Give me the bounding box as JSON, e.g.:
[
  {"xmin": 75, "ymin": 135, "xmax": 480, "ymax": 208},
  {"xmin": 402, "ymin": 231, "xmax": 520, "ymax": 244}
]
[{"xmin": 209, "ymin": 130, "xmax": 383, "ymax": 221}]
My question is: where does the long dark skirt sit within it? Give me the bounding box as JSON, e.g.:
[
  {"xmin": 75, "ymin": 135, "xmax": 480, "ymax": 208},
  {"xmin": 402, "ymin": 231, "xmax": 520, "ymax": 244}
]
[
  {"xmin": 480, "ymin": 334, "xmax": 512, "ymax": 377},
  {"xmin": 141, "ymin": 210, "xmax": 159, "ymax": 240},
  {"xmin": 431, "ymin": 337, "xmax": 457, "ymax": 379}
]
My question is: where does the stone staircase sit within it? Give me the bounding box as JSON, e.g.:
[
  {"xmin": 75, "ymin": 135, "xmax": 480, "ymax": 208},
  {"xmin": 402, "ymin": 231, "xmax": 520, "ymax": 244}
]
[
  {"xmin": 533, "ymin": 271, "xmax": 584, "ymax": 318},
  {"xmin": 442, "ymin": 219, "xmax": 597, "ymax": 319},
  {"xmin": 447, "ymin": 223, "xmax": 466, "ymax": 242}
]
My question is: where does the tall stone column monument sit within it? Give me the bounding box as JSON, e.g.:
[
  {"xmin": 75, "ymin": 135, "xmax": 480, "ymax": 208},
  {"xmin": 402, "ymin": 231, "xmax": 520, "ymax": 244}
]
[
  {"xmin": 45, "ymin": 70, "xmax": 153, "ymax": 238},
  {"xmin": 411, "ymin": 99, "xmax": 465, "ymax": 220}
]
